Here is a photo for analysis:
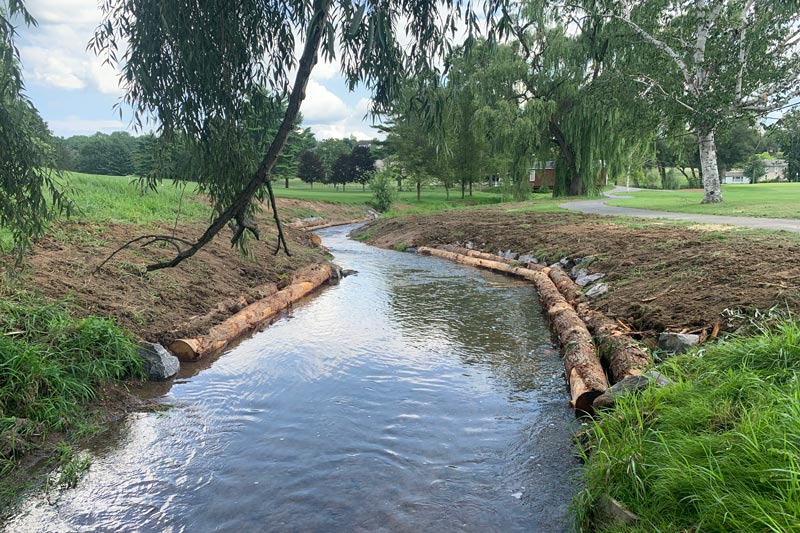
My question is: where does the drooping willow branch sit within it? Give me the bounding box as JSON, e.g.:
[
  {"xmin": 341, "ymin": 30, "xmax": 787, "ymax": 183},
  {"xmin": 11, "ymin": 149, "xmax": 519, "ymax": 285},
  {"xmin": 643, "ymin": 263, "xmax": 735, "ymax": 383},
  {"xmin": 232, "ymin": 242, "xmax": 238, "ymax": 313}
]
[{"xmin": 132, "ymin": 0, "xmax": 330, "ymax": 272}]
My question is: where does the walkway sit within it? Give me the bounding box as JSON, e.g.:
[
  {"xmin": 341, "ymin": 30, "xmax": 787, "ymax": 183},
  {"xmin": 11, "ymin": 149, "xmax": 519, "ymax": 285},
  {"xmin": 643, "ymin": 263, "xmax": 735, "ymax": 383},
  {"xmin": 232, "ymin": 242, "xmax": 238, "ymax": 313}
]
[{"xmin": 560, "ymin": 186, "xmax": 800, "ymax": 233}]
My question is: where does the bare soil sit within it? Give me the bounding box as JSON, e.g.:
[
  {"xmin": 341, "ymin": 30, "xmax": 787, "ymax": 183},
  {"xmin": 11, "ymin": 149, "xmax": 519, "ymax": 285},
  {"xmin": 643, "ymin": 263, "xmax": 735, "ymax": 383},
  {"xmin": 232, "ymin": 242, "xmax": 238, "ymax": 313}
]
[
  {"xmin": 9, "ymin": 198, "xmax": 368, "ymax": 345},
  {"xmin": 355, "ymin": 209, "xmax": 800, "ymax": 341}
]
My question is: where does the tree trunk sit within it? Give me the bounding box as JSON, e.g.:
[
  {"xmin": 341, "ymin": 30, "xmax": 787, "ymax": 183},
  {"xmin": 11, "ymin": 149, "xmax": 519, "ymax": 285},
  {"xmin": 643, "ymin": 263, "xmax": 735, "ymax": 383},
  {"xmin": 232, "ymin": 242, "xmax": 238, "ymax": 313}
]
[
  {"xmin": 445, "ymin": 185, "xmax": 450, "ymax": 199},
  {"xmin": 310, "ymin": 181, "xmax": 314, "ymax": 189},
  {"xmin": 461, "ymin": 179, "xmax": 465, "ymax": 199},
  {"xmin": 699, "ymin": 131, "xmax": 723, "ymax": 203},
  {"xmin": 285, "ymin": 177, "xmax": 289, "ymax": 188},
  {"xmin": 658, "ymin": 161, "xmax": 667, "ymax": 189},
  {"xmin": 469, "ymin": 179, "xmax": 472, "ymax": 196},
  {"xmin": 417, "ymin": 180, "xmax": 421, "ymax": 201},
  {"xmin": 397, "ymin": 176, "xmax": 403, "ymax": 191},
  {"xmin": 549, "ymin": 121, "xmax": 583, "ymax": 196},
  {"xmin": 362, "ymin": 183, "xmax": 365, "ymax": 191}
]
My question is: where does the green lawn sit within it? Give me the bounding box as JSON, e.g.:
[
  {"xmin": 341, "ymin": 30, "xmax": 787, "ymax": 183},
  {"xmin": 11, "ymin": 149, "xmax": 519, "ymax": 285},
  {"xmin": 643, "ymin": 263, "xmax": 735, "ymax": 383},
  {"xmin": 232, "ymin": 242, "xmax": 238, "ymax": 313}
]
[
  {"xmin": 67, "ymin": 172, "xmax": 211, "ymax": 225},
  {"xmin": 606, "ymin": 183, "xmax": 800, "ymax": 219}
]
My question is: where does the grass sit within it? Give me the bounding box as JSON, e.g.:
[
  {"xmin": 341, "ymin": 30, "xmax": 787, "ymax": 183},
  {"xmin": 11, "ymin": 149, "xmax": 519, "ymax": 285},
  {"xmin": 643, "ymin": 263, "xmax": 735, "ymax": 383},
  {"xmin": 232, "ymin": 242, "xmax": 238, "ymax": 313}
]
[
  {"xmin": 0, "ymin": 292, "xmax": 144, "ymax": 490},
  {"xmin": 575, "ymin": 318, "xmax": 800, "ymax": 532},
  {"xmin": 67, "ymin": 172, "xmax": 212, "ymax": 225},
  {"xmin": 606, "ymin": 182, "xmax": 800, "ymax": 219}
]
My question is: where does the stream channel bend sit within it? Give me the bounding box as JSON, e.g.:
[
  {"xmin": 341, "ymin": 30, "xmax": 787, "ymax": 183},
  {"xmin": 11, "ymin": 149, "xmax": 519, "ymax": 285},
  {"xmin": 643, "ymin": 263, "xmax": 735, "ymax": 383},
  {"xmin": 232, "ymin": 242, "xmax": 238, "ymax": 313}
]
[{"xmin": 6, "ymin": 224, "xmax": 577, "ymax": 532}]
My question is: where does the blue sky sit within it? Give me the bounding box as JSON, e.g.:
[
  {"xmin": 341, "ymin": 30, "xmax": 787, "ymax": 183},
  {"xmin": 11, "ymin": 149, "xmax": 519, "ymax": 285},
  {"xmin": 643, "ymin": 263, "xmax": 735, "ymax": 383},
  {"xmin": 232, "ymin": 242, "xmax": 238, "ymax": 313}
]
[{"xmin": 16, "ymin": 0, "xmax": 383, "ymax": 140}]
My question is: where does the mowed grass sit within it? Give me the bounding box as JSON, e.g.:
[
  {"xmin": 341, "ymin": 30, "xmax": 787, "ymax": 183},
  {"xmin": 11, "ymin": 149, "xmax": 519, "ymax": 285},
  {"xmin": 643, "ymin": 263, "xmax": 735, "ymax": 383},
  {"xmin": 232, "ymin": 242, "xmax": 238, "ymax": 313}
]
[
  {"xmin": 576, "ymin": 319, "xmax": 800, "ymax": 532},
  {"xmin": 606, "ymin": 182, "xmax": 800, "ymax": 219}
]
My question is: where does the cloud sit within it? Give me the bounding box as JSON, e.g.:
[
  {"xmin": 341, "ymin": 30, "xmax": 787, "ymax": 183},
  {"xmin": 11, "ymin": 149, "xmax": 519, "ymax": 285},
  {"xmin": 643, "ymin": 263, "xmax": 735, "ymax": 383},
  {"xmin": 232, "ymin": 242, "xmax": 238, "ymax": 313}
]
[
  {"xmin": 47, "ymin": 117, "xmax": 127, "ymax": 137},
  {"xmin": 307, "ymin": 98, "xmax": 385, "ymax": 141},
  {"xmin": 300, "ymin": 80, "xmax": 350, "ymax": 121}
]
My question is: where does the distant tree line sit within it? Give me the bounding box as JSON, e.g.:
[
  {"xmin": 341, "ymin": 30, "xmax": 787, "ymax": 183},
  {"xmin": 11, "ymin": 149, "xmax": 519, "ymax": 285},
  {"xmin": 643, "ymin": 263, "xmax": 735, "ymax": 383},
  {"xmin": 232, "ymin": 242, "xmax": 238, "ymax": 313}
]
[{"xmin": 297, "ymin": 138, "xmax": 377, "ymax": 190}]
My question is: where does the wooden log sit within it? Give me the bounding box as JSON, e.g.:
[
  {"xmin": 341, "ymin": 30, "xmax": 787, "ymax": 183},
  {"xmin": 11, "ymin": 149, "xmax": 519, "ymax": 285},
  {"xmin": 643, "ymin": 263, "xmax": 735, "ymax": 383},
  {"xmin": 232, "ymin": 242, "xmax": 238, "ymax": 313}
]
[
  {"xmin": 169, "ymin": 264, "xmax": 334, "ymax": 361},
  {"xmin": 419, "ymin": 246, "xmax": 608, "ymax": 412},
  {"xmin": 303, "ymin": 218, "xmax": 371, "ymax": 231},
  {"xmin": 547, "ymin": 268, "xmax": 650, "ymax": 383}
]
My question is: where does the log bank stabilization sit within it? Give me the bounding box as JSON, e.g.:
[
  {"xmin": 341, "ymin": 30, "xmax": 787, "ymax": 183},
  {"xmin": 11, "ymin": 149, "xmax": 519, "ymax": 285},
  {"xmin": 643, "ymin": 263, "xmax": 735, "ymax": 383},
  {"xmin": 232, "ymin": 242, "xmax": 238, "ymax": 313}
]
[{"xmin": 417, "ymin": 246, "xmax": 650, "ymax": 414}]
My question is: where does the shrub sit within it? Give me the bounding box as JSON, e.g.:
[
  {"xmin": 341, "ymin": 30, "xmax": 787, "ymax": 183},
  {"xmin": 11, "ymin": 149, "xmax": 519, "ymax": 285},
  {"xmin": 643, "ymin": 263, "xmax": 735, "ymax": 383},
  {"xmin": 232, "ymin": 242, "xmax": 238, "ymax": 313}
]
[{"xmin": 368, "ymin": 168, "xmax": 396, "ymax": 212}]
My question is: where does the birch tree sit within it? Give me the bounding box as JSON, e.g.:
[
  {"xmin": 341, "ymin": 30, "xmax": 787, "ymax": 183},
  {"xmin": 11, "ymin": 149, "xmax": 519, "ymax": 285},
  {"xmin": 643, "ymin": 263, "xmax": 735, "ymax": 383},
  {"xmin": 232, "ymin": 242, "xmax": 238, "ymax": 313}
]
[{"xmin": 600, "ymin": 0, "xmax": 800, "ymax": 203}]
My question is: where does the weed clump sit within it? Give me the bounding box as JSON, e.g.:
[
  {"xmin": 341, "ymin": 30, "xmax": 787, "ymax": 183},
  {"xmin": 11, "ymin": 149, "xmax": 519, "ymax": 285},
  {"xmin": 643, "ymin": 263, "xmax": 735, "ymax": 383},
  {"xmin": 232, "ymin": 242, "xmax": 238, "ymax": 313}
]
[
  {"xmin": 575, "ymin": 320, "xmax": 800, "ymax": 532},
  {"xmin": 0, "ymin": 294, "xmax": 144, "ymax": 471}
]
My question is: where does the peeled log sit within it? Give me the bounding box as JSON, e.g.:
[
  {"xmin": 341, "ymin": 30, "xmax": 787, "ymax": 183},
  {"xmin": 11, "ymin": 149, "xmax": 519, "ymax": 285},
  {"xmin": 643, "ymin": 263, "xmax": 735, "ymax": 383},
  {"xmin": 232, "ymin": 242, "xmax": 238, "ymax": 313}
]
[
  {"xmin": 547, "ymin": 268, "xmax": 650, "ymax": 383},
  {"xmin": 419, "ymin": 246, "xmax": 608, "ymax": 412},
  {"xmin": 303, "ymin": 218, "xmax": 370, "ymax": 231},
  {"xmin": 170, "ymin": 264, "xmax": 334, "ymax": 361}
]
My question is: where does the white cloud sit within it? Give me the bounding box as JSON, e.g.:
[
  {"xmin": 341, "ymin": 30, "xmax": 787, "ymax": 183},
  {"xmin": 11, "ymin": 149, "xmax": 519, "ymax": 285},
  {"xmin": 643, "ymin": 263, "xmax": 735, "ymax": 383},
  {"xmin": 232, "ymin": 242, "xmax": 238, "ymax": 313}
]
[
  {"xmin": 47, "ymin": 117, "xmax": 127, "ymax": 137},
  {"xmin": 307, "ymin": 98, "xmax": 385, "ymax": 141},
  {"xmin": 26, "ymin": 0, "xmax": 100, "ymax": 25},
  {"xmin": 300, "ymin": 80, "xmax": 350, "ymax": 121},
  {"xmin": 310, "ymin": 60, "xmax": 340, "ymax": 81}
]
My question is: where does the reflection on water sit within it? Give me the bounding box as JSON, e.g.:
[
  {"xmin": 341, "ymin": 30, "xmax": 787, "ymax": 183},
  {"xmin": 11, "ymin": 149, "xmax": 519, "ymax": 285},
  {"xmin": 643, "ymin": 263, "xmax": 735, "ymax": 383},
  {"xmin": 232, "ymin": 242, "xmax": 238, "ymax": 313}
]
[{"xmin": 5, "ymin": 225, "xmax": 577, "ymax": 533}]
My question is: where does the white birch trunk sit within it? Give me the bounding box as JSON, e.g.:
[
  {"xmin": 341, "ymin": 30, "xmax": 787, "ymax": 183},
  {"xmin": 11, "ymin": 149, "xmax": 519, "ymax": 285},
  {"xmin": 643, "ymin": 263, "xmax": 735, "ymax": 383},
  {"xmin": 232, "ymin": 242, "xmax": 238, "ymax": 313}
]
[{"xmin": 699, "ymin": 131, "xmax": 723, "ymax": 203}]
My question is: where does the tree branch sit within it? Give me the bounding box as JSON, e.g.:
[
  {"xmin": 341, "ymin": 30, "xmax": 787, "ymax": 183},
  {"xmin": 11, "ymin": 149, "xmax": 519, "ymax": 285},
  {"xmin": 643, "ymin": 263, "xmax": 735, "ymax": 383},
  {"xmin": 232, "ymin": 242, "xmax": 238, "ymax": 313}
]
[{"xmin": 144, "ymin": 0, "xmax": 331, "ymax": 271}]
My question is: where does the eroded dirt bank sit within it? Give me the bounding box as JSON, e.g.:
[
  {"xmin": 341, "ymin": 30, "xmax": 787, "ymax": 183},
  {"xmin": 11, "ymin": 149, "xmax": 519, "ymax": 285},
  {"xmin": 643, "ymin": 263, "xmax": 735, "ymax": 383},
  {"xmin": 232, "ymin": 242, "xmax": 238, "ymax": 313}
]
[
  {"xmin": 12, "ymin": 199, "xmax": 368, "ymax": 345},
  {"xmin": 354, "ymin": 209, "xmax": 800, "ymax": 340}
]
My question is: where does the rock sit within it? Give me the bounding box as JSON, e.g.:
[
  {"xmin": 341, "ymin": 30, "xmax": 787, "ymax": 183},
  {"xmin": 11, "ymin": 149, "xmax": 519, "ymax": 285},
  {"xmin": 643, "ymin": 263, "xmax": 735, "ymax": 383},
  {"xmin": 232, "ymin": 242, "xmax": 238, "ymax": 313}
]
[
  {"xmin": 341, "ymin": 269, "xmax": 358, "ymax": 277},
  {"xmin": 595, "ymin": 494, "xmax": 638, "ymax": 527},
  {"xmin": 465, "ymin": 241, "xmax": 474, "ymax": 250},
  {"xmin": 404, "ymin": 247, "xmax": 418, "ymax": 253},
  {"xmin": 658, "ymin": 332, "xmax": 700, "ymax": 354},
  {"xmin": 137, "ymin": 342, "xmax": 180, "ymax": 381},
  {"xmin": 518, "ymin": 254, "xmax": 538, "ymax": 264},
  {"xmin": 549, "ymin": 263, "xmax": 561, "ymax": 269},
  {"xmin": 642, "ymin": 370, "xmax": 673, "ymax": 387},
  {"xmin": 592, "ymin": 375, "xmax": 651, "ymax": 409},
  {"xmin": 584, "ymin": 283, "xmax": 608, "ymax": 299},
  {"xmin": 575, "ymin": 271, "xmax": 605, "ymax": 287},
  {"xmin": 559, "ymin": 257, "xmax": 571, "ymax": 267}
]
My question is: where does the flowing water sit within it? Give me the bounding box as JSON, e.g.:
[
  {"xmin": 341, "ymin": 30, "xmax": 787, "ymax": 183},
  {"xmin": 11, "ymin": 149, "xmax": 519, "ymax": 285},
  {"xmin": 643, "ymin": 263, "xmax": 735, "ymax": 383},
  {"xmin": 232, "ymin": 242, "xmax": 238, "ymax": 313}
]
[{"xmin": 5, "ymin": 225, "xmax": 578, "ymax": 532}]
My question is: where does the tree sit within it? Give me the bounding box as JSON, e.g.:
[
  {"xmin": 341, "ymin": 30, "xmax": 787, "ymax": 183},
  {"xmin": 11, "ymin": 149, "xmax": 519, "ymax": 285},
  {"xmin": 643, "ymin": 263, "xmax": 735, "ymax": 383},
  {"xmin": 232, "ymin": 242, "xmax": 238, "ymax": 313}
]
[
  {"xmin": 330, "ymin": 153, "xmax": 353, "ymax": 191},
  {"xmin": 297, "ymin": 150, "xmax": 325, "ymax": 188},
  {"xmin": 274, "ymin": 125, "xmax": 315, "ymax": 188},
  {"xmin": 597, "ymin": 0, "xmax": 800, "ymax": 203},
  {"xmin": 743, "ymin": 157, "xmax": 766, "ymax": 184},
  {"xmin": 349, "ymin": 145, "xmax": 375, "ymax": 191},
  {"xmin": 0, "ymin": 1, "xmax": 70, "ymax": 262},
  {"xmin": 92, "ymin": 0, "xmax": 487, "ymax": 270},
  {"xmin": 315, "ymin": 138, "xmax": 352, "ymax": 181},
  {"xmin": 771, "ymin": 110, "xmax": 800, "ymax": 182}
]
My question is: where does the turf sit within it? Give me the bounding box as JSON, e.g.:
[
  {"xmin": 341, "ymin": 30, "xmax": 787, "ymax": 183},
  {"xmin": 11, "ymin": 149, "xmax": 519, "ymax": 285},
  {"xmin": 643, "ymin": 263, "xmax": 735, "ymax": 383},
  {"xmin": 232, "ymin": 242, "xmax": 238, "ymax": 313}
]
[
  {"xmin": 575, "ymin": 319, "xmax": 800, "ymax": 532},
  {"xmin": 606, "ymin": 183, "xmax": 800, "ymax": 219}
]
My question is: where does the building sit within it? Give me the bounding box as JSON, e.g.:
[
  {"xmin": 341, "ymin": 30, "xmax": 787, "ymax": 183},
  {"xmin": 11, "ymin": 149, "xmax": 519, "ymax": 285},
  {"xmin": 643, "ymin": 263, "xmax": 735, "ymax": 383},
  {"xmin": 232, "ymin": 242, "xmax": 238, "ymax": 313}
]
[
  {"xmin": 763, "ymin": 159, "xmax": 788, "ymax": 181},
  {"xmin": 723, "ymin": 170, "xmax": 750, "ymax": 184},
  {"xmin": 529, "ymin": 161, "xmax": 556, "ymax": 189}
]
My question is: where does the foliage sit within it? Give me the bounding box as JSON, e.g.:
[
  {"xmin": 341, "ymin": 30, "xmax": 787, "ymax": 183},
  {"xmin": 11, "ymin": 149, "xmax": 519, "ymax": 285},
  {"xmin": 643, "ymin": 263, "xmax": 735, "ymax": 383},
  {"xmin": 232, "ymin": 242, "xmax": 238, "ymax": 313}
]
[
  {"xmin": 0, "ymin": 1, "xmax": 71, "ymax": 263},
  {"xmin": 0, "ymin": 293, "xmax": 143, "ymax": 445},
  {"xmin": 315, "ymin": 138, "xmax": 353, "ymax": 180},
  {"xmin": 743, "ymin": 157, "xmax": 766, "ymax": 184},
  {"xmin": 368, "ymin": 168, "xmax": 396, "ymax": 212},
  {"xmin": 90, "ymin": 0, "xmax": 489, "ymax": 269},
  {"xmin": 771, "ymin": 110, "xmax": 800, "ymax": 183},
  {"xmin": 297, "ymin": 150, "xmax": 326, "ymax": 188},
  {"xmin": 349, "ymin": 145, "xmax": 376, "ymax": 190},
  {"xmin": 575, "ymin": 319, "xmax": 800, "ymax": 532}
]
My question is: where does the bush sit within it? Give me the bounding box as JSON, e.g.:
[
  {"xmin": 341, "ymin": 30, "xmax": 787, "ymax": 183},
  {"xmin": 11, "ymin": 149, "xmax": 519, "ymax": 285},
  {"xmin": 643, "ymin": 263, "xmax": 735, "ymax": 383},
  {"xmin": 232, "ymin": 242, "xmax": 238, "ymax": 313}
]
[{"xmin": 368, "ymin": 169, "xmax": 397, "ymax": 212}]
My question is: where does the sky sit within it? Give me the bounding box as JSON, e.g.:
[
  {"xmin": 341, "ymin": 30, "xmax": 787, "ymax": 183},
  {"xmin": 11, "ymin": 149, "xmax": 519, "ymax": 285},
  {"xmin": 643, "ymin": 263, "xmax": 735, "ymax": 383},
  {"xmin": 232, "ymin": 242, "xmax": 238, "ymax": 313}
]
[{"xmin": 15, "ymin": 0, "xmax": 384, "ymax": 140}]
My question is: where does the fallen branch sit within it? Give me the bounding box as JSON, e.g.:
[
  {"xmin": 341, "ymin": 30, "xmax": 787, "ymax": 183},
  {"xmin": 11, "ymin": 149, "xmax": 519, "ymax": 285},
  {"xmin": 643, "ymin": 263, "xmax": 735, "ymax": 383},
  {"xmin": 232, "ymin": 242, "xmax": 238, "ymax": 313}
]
[{"xmin": 93, "ymin": 234, "xmax": 196, "ymax": 274}]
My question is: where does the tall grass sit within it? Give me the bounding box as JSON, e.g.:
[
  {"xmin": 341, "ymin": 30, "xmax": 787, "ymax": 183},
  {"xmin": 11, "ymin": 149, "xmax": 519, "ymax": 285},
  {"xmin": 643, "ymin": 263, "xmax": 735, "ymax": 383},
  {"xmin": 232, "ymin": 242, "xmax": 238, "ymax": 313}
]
[
  {"xmin": 0, "ymin": 293, "xmax": 144, "ymax": 470},
  {"xmin": 575, "ymin": 320, "xmax": 800, "ymax": 532}
]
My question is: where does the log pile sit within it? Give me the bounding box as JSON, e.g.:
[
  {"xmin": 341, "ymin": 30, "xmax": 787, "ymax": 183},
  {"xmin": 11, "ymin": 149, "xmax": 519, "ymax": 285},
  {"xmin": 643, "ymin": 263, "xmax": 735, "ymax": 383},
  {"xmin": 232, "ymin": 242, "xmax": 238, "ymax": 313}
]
[
  {"xmin": 169, "ymin": 264, "xmax": 336, "ymax": 361},
  {"xmin": 419, "ymin": 246, "xmax": 610, "ymax": 413}
]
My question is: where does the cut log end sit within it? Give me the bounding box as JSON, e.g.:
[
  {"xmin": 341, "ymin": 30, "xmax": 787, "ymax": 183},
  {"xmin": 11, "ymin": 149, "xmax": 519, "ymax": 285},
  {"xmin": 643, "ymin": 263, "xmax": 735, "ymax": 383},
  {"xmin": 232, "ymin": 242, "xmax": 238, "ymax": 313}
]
[{"xmin": 169, "ymin": 338, "xmax": 202, "ymax": 362}]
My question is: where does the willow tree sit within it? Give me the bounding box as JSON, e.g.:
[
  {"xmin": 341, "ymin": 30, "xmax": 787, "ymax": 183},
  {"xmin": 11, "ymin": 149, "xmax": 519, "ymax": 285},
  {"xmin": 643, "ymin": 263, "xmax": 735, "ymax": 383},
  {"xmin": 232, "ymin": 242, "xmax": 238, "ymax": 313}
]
[
  {"xmin": 0, "ymin": 1, "xmax": 70, "ymax": 264},
  {"xmin": 92, "ymin": 0, "xmax": 488, "ymax": 270},
  {"xmin": 593, "ymin": 0, "xmax": 800, "ymax": 203}
]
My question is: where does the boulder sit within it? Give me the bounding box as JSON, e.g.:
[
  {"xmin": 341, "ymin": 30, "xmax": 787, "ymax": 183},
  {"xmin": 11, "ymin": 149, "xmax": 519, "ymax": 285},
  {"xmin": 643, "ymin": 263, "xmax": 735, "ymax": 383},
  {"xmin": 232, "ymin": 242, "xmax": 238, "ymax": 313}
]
[
  {"xmin": 592, "ymin": 371, "xmax": 673, "ymax": 410},
  {"xmin": 575, "ymin": 271, "xmax": 605, "ymax": 287},
  {"xmin": 341, "ymin": 269, "xmax": 358, "ymax": 277},
  {"xmin": 584, "ymin": 283, "xmax": 608, "ymax": 299},
  {"xmin": 137, "ymin": 342, "xmax": 180, "ymax": 381},
  {"xmin": 518, "ymin": 254, "xmax": 538, "ymax": 264},
  {"xmin": 594, "ymin": 494, "xmax": 638, "ymax": 527},
  {"xmin": 658, "ymin": 332, "xmax": 700, "ymax": 354}
]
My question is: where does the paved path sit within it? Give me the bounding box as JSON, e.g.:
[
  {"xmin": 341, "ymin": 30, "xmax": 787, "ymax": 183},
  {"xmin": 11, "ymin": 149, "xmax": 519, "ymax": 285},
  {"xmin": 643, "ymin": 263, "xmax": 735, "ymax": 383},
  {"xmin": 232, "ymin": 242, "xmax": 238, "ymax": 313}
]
[{"xmin": 560, "ymin": 186, "xmax": 800, "ymax": 233}]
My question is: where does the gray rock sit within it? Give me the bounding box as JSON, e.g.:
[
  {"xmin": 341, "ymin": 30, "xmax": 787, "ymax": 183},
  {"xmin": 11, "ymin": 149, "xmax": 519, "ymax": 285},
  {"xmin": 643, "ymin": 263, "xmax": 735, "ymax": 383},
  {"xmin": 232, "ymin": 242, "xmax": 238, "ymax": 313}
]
[
  {"xmin": 595, "ymin": 494, "xmax": 638, "ymax": 527},
  {"xmin": 572, "ymin": 267, "xmax": 588, "ymax": 280},
  {"xmin": 137, "ymin": 342, "xmax": 179, "ymax": 381},
  {"xmin": 518, "ymin": 254, "xmax": 536, "ymax": 264},
  {"xmin": 559, "ymin": 257, "xmax": 571, "ymax": 267},
  {"xmin": 465, "ymin": 241, "xmax": 474, "ymax": 250},
  {"xmin": 548, "ymin": 263, "xmax": 562, "ymax": 269},
  {"xmin": 575, "ymin": 271, "xmax": 605, "ymax": 287},
  {"xmin": 658, "ymin": 332, "xmax": 700, "ymax": 354},
  {"xmin": 341, "ymin": 269, "xmax": 358, "ymax": 277},
  {"xmin": 593, "ymin": 371, "xmax": 672, "ymax": 410},
  {"xmin": 404, "ymin": 247, "xmax": 418, "ymax": 253},
  {"xmin": 584, "ymin": 283, "xmax": 608, "ymax": 299}
]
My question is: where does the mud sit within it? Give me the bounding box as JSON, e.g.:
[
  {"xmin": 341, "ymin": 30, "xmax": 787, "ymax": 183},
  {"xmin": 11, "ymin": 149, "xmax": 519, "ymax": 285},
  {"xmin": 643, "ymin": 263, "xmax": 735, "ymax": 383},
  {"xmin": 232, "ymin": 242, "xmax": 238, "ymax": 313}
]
[{"xmin": 355, "ymin": 209, "xmax": 800, "ymax": 340}]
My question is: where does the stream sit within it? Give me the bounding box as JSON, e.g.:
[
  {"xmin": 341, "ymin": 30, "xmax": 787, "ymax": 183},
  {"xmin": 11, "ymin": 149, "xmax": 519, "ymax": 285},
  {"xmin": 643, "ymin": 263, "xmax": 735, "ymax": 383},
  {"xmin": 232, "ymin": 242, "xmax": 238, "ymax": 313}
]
[{"xmin": 5, "ymin": 224, "xmax": 578, "ymax": 532}]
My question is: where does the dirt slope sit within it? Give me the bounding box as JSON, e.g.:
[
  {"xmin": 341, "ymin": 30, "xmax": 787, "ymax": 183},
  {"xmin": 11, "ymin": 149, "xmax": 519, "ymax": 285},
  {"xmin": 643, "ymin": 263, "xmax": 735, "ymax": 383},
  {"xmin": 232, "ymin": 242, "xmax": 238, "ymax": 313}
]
[{"xmin": 355, "ymin": 209, "xmax": 800, "ymax": 340}]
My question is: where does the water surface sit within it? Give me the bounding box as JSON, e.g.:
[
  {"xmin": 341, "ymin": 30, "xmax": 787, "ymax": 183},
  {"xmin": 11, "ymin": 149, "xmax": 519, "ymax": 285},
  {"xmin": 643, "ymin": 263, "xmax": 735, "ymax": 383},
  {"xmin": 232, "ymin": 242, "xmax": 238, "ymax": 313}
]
[{"xmin": 6, "ymin": 225, "xmax": 577, "ymax": 532}]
